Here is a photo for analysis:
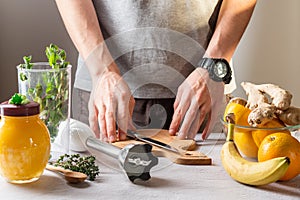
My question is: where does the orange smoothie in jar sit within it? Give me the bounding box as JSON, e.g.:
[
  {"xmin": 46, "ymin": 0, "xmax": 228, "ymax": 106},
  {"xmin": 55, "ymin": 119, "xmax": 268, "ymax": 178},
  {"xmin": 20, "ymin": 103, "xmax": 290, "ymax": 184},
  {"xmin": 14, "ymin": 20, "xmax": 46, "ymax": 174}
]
[{"xmin": 0, "ymin": 101, "xmax": 50, "ymax": 184}]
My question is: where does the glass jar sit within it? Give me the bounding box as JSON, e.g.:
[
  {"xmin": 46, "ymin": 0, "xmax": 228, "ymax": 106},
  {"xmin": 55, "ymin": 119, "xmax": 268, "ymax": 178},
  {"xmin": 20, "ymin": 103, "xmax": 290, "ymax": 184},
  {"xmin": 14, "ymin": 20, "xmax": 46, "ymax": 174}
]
[
  {"xmin": 0, "ymin": 101, "xmax": 50, "ymax": 184},
  {"xmin": 17, "ymin": 63, "xmax": 71, "ymax": 159}
]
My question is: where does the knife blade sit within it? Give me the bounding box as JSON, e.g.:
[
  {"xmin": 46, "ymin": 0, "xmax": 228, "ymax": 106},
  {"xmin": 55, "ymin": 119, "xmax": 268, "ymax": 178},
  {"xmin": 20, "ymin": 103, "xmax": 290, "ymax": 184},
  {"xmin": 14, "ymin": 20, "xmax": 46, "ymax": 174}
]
[{"xmin": 126, "ymin": 130, "xmax": 180, "ymax": 154}]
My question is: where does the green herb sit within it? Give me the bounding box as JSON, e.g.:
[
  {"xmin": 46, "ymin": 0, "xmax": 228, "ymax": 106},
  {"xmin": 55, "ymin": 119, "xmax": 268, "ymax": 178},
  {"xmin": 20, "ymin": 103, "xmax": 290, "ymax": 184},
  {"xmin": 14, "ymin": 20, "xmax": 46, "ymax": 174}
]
[
  {"xmin": 18, "ymin": 43, "xmax": 70, "ymax": 141},
  {"xmin": 8, "ymin": 93, "xmax": 30, "ymax": 105},
  {"xmin": 18, "ymin": 55, "xmax": 33, "ymax": 69},
  {"xmin": 18, "ymin": 56, "xmax": 33, "ymax": 81},
  {"xmin": 45, "ymin": 44, "xmax": 70, "ymax": 69},
  {"xmin": 52, "ymin": 154, "xmax": 100, "ymax": 181}
]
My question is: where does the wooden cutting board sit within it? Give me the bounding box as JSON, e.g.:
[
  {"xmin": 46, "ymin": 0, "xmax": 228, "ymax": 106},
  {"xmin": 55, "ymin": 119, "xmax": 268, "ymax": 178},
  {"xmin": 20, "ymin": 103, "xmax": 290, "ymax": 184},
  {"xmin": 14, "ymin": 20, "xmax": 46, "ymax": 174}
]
[{"xmin": 112, "ymin": 129, "xmax": 212, "ymax": 165}]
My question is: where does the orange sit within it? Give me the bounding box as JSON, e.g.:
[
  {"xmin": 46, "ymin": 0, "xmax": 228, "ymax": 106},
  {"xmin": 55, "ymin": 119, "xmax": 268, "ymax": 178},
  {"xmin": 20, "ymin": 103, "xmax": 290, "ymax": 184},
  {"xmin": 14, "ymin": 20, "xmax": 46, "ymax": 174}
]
[
  {"xmin": 223, "ymin": 101, "xmax": 251, "ymax": 127},
  {"xmin": 252, "ymin": 119, "xmax": 290, "ymax": 147},
  {"xmin": 234, "ymin": 129, "xmax": 258, "ymax": 158},
  {"xmin": 258, "ymin": 132, "xmax": 300, "ymax": 181},
  {"xmin": 224, "ymin": 101, "xmax": 257, "ymax": 158}
]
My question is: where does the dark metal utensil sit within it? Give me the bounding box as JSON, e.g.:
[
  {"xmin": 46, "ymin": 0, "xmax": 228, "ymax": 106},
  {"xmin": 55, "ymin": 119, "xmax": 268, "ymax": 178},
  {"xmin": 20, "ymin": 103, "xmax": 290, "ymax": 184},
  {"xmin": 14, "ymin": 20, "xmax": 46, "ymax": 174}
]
[
  {"xmin": 86, "ymin": 137, "xmax": 158, "ymax": 182},
  {"xmin": 127, "ymin": 130, "xmax": 180, "ymax": 154}
]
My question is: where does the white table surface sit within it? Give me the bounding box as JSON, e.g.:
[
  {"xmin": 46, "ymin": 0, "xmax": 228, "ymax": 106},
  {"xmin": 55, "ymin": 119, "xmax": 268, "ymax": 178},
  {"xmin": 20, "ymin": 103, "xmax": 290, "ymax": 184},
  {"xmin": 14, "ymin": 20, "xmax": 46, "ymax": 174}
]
[{"xmin": 1, "ymin": 132, "xmax": 299, "ymax": 200}]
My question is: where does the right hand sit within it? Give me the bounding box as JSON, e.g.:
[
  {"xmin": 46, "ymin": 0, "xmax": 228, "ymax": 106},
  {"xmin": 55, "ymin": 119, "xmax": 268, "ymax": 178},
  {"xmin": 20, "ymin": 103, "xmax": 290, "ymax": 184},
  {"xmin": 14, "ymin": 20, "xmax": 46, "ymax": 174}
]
[{"xmin": 88, "ymin": 71, "xmax": 135, "ymax": 142}]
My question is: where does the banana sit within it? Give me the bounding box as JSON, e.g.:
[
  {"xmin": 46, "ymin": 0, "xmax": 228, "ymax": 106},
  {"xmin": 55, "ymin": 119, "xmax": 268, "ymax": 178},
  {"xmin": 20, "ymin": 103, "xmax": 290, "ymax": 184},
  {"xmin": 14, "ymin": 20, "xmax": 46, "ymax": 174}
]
[{"xmin": 221, "ymin": 119, "xmax": 290, "ymax": 186}]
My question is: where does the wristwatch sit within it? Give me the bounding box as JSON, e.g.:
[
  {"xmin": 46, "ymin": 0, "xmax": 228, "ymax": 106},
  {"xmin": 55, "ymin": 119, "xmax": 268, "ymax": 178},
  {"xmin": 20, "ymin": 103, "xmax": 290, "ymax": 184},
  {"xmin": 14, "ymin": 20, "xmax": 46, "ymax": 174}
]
[{"xmin": 197, "ymin": 58, "xmax": 232, "ymax": 84}]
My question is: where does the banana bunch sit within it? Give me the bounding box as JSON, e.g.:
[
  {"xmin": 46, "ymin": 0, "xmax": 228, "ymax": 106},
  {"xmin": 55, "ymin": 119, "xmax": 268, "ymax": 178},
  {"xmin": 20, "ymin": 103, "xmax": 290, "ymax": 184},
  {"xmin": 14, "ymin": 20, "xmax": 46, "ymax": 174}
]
[{"xmin": 221, "ymin": 115, "xmax": 290, "ymax": 186}]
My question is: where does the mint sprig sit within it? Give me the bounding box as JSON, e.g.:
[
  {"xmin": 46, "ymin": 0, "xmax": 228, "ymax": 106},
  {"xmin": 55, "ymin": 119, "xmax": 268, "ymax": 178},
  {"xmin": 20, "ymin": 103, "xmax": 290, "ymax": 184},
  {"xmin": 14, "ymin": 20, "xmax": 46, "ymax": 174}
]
[
  {"xmin": 8, "ymin": 93, "xmax": 30, "ymax": 105},
  {"xmin": 45, "ymin": 43, "xmax": 70, "ymax": 69},
  {"xmin": 18, "ymin": 56, "xmax": 33, "ymax": 81}
]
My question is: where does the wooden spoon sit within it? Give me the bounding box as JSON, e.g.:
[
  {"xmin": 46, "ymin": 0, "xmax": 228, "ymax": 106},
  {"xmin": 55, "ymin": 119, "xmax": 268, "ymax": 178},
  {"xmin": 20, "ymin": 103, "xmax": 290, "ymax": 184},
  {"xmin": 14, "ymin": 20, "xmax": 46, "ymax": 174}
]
[{"xmin": 46, "ymin": 164, "xmax": 87, "ymax": 184}]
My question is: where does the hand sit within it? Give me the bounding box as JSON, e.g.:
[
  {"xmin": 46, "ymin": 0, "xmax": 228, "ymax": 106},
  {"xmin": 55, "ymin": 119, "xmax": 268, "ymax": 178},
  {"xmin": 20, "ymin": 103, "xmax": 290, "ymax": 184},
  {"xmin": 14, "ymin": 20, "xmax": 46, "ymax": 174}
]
[
  {"xmin": 169, "ymin": 67, "xmax": 224, "ymax": 140},
  {"xmin": 88, "ymin": 71, "xmax": 135, "ymax": 142}
]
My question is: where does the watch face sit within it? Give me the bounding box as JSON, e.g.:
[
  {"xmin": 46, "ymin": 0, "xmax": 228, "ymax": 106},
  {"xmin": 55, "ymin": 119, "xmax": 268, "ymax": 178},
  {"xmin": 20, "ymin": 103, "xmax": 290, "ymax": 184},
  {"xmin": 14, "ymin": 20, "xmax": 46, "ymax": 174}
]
[{"xmin": 214, "ymin": 62, "xmax": 228, "ymax": 78}]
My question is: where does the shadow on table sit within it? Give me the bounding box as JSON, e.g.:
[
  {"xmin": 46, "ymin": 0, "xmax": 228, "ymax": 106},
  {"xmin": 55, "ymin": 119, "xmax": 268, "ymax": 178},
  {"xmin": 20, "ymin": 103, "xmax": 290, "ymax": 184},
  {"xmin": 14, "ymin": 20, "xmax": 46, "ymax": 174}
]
[
  {"xmin": 133, "ymin": 177, "xmax": 178, "ymax": 188},
  {"xmin": 195, "ymin": 132, "xmax": 225, "ymax": 146},
  {"xmin": 13, "ymin": 174, "xmax": 92, "ymax": 193},
  {"xmin": 254, "ymin": 175, "xmax": 300, "ymax": 197}
]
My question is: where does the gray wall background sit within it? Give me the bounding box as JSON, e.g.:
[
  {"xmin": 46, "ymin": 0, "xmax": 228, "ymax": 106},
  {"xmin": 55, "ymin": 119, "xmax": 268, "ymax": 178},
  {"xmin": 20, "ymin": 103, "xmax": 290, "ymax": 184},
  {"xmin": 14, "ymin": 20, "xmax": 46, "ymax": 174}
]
[
  {"xmin": 1, "ymin": 0, "xmax": 300, "ymax": 107},
  {"xmin": 0, "ymin": 0, "xmax": 77, "ymax": 101}
]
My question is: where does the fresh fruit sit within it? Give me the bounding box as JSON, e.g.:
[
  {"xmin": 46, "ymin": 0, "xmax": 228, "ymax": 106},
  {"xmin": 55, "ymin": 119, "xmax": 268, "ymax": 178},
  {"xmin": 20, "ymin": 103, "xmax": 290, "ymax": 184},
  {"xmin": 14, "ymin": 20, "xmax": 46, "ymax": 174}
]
[
  {"xmin": 234, "ymin": 130, "xmax": 258, "ymax": 158},
  {"xmin": 221, "ymin": 117, "xmax": 290, "ymax": 186},
  {"xmin": 223, "ymin": 97, "xmax": 292, "ymax": 159},
  {"xmin": 223, "ymin": 98, "xmax": 251, "ymax": 127},
  {"xmin": 252, "ymin": 119, "xmax": 290, "ymax": 147},
  {"xmin": 224, "ymin": 98, "xmax": 257, "ymax": 157},
  {"xmin": 258, "ymin": 132, "xmax": 300, "ymax": 181}
]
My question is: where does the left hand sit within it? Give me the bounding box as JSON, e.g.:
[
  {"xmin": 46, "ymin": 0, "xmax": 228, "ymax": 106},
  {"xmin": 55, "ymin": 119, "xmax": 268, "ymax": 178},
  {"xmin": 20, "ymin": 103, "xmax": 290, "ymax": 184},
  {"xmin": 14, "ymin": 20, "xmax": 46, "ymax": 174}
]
[
  {"xmin": 88, "ymin": 71, "xmax": 135, "ymax": 142},
  {"xmin": 169, "ymin": 67, "xmax": 224, "ymax": 140}
]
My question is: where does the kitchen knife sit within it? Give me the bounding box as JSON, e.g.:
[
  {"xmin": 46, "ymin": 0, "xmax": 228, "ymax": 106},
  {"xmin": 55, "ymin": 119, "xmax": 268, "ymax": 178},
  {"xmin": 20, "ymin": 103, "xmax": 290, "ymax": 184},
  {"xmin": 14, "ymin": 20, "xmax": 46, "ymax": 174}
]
[{"xmin": 127, "ymin": 130, "xmax": 180, "ymax": 154}]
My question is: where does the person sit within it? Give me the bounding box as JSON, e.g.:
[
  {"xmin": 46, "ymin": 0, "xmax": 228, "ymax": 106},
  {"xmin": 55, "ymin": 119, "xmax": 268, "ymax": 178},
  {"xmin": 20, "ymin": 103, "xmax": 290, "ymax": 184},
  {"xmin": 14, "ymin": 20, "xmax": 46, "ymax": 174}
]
[{"xmin": 55, "ymin": 0, "xmax": 256, "ymax": 142}]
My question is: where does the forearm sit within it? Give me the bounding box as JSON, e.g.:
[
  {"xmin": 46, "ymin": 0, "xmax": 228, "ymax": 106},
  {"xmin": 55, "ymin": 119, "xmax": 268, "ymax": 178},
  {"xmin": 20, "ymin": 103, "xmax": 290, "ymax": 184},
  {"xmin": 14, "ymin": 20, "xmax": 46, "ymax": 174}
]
[
  {"xmin": 205, "ymin": 0, "xmax": 257, "ymax": 61},
  {"xmin": 55, "ymin": 0, "xmax": 119, "ymax": 83}
]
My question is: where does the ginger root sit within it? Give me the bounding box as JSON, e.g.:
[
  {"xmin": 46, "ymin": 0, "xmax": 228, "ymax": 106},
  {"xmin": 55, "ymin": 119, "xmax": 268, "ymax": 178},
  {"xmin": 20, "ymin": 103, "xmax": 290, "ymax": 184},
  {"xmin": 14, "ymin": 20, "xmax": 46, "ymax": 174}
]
[
  {"xmin": 277, "ymin": 106, "xmax": 300, "ymax": 126},
  {"xmin": 247, "ymin": 106, "xmax": 277, "ymax": 127},
  {"xmin": 241, "ymin": 82, "xmax": 292, "ymax": 110},
  {"xmin": 241, "ymin": 82, "xmax": 296, "ymax": 127}
]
